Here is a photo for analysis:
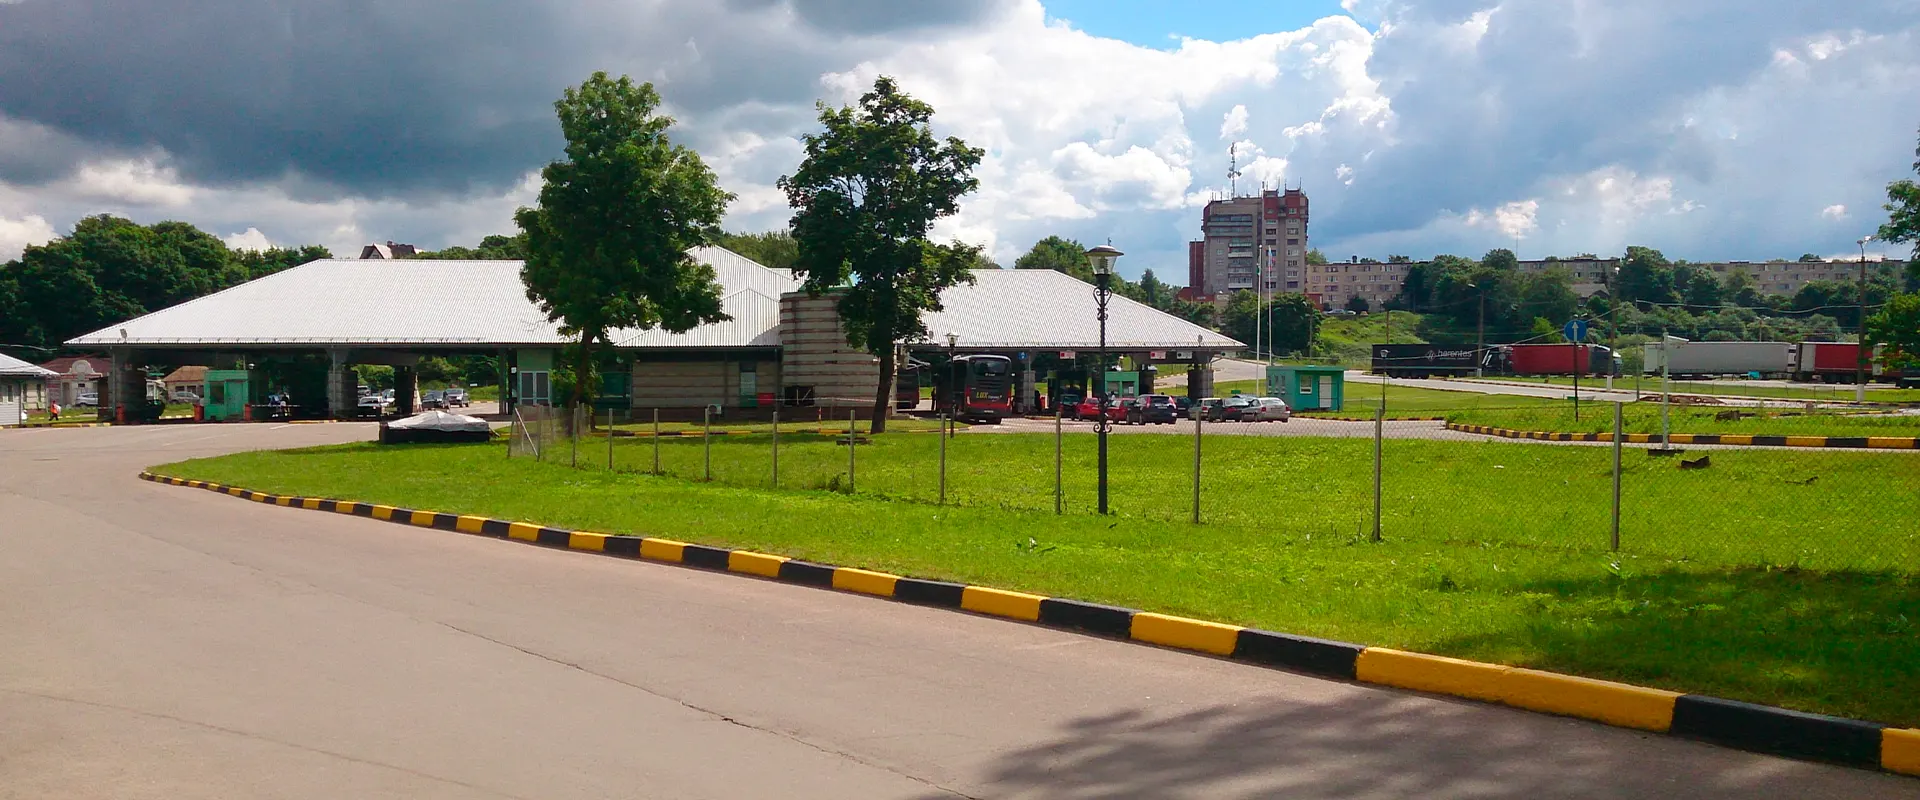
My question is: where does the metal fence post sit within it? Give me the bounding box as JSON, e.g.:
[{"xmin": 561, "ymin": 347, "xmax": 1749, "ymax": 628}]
[
  {"xmin": 652, "ymin": 408, "xmax": 660, "ymax": 475},
  {"xmin": 703, "ymin": 406, "xmax": 712, "ymax": 481},
  {"xmin": 847, "ymin": 409, "xmax": 856, "ymax": 493},
  {"xmin": 1054, "ymin": 408, "xmax": 1063, "ymax": 515},
  {"xmin": 1372, "ymin": 406, "xmax": 1384, "ymax": 542},
  {"xmin": 606, "ymin": 406, "xmax": 614, "ymax": 471},
  {"xmin": 939, "ymin": 411, "xmax": 948, "ymax": 504},
  {"xmin": 771, "ymin": 404, "xmax": 779, "ymax": 488},
  {"xmin": 1192, "ymin": 404, "xmax": 1203, "ymax": 525},
  {"xmin": 570, "ymin": 404, "xmax": 579, "ymax": 469},
  {"xmin": 1612, "ymin": 401, "xmax": 1623, "ymax": 552}
]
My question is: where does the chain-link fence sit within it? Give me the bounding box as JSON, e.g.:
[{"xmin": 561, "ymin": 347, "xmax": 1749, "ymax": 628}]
[{"xmin": 502, "ymin": 393, "xmax": 1919, "ymax": 573}]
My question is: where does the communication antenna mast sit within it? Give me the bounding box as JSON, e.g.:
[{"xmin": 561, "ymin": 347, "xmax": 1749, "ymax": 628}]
[{"xmin": 1227, "ymin": 144, "xmax": 1242, "ymax": 198}]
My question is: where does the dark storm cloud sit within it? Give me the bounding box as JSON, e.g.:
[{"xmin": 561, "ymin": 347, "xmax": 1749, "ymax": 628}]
[
  {"xmin": 720, "ymin": 0, "xmax": 1015, "ymax": 35},
  {"xmin": 0, "ymin": 0, "xmax": 997, "ymax": 199}
]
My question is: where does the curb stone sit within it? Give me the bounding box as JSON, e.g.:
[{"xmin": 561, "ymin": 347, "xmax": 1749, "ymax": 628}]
[{"xmin": 138, "ymin": 469, "xmax": 1920, "ymax": 778}]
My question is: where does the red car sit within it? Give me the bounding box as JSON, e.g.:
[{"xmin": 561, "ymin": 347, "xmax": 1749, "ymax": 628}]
[{"xmin": 1074, "ymin": 396, "xmax": 1127, "ymax": 423}]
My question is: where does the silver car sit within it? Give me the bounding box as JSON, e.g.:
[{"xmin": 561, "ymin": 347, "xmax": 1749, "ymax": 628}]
[{"xmin": 1248, "ymin": 396, "xmax": 1291, "ymax": 422}]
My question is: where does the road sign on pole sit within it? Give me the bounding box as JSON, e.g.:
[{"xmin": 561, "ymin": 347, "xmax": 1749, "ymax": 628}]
[{"xmin": 1563, "ymin": 319, "xmax": 1590, "ymax": 343}]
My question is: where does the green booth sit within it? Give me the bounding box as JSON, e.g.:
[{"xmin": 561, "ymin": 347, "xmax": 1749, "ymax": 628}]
[
  {"xmin": 203, "ymin": 369, "xmax": 262, "ymax": 421},
  {"xmin": 1266, "ymin": 365, "xmax": 1345, "ymax": 412}
]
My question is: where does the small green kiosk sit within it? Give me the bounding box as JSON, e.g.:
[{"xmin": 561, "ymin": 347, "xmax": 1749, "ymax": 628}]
[
  {"xmin": 1266, "ymin": 365, "xmax": 1345, "ymax": 412},
  {"xmin": 202, "ymin": 369, "xmax": 262, "ymax": 421}
]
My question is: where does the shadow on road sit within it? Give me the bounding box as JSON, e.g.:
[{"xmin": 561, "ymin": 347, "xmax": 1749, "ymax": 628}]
[{"xmin": 910, "ymin": 691, "xmax": 1903, "ymax": 799}]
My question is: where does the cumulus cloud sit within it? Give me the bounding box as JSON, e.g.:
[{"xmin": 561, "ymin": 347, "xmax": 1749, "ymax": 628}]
[
  {"xmin": 1220, "ymin": 105, "xmax": 1250, "ymax": 140},
  {"xmin": 0, "ymin": 0, "xmax": 1916, "ymax": 277},
  {"xmin": 1465, "ymin": 199, "xmax": 1540, "ymax": 240},
  {"xmin": 223, "ymin": 227, "xmax": 274, "ymax": 252},
  {"xmin": 0, "ymin": 214, "xmax": 54, "ymax": 261}
]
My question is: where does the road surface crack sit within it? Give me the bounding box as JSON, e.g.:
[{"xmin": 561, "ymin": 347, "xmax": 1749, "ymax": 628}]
[{"xmin": 438, "ymin": 622, "xmax": 984, "ymax": 800}]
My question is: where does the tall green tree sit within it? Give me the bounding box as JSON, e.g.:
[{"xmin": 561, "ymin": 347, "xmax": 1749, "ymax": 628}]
[
  {"xmin": 1879, "ymin": 129, "xmax": 1920, "ymax": 261},
  {"xmin": 1481, "ymin": 248, "xmax": 1519, "ymax": 272},
  {"xmin": 1305, "ymin": 248, "xmax": 1329, "ymax": 266},
  {"xmin": 1867, "ymin": 293, "xmax": 1920, "ymax": 370},
  {"xmin": 1013, "ymin": 235, "xmax": 1091, "ymax": 280},
  {"xmin": 515, "ymin": 72, "xmax": 732, "ymax": 408},
  {"xmin": 1617, "ymin": 245, "xmax": 1677, "ymax": 307},
  {"xmin": 1222, "ymin": 291, "xmax": 1318, "ymax": 354},
  {"xmin": 717, "ymin": 230, "xmax": 800, "ymax": 270},
  {"xmin": 1136, "ymin": 268, "xmax": 1168, "ymax": 308},
  {"xmin": 778, "ymin": 76, "xmax": 984, "ymax": 433}
]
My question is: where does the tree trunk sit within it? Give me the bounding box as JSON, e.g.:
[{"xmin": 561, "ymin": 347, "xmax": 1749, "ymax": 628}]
[
  {"xmin": 573, "ymin": 332, "xmax": 596, "ymax": 429},
  {"xmin": 869, "ymin": 344, "xmax": 895, "ymax": 434}
]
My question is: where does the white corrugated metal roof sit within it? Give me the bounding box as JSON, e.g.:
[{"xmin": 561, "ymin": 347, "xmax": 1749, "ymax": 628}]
[
  {"xmin": 0, "ymin": 352, "xmax": 57, "ymax": 377},
  {"xmin": 66, "ymin": 247, "xmax": 797, "ymax": 349},
  {"xmin": 64, "ymin": 254, "xmax": 1237, "ymax": 353},
  {"xmin": 918, "ymin": 270, "xmax": 1243, "ymax": 350}
]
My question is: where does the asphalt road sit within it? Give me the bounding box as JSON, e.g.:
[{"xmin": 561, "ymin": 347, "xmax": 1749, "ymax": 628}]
[{"xmin": 3, "ymin": 424, "xmax": 1912, "ymax": 799}]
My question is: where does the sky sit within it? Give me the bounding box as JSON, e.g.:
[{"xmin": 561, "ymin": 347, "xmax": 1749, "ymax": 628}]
[{"xmin": 0, "ymin": 0, "xmax": 1916, "ymax": 280}]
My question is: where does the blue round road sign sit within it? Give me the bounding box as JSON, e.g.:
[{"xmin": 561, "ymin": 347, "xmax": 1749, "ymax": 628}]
[{"xmin": 1563, "ymin": 319, "xmax": 1589, "ymax": 342}]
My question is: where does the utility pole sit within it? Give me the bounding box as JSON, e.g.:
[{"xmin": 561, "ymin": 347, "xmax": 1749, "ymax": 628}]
[
  {"xmin": 1475, "ymin": 285, "xmax": 1487, "ymax": 378},
  {"xmin": 1857, "ymin": 235, "xmax": 1873, "ymax": 402}
]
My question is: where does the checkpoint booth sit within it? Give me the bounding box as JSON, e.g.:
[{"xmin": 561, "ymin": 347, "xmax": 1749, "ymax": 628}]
[{"xmin": 1266, "ymin": 365, "xmax": 1345, "ymax": 412}]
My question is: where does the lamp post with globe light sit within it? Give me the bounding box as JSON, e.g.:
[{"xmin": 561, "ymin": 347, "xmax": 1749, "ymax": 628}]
[{"xmin": 1086, "ymin": 243, "xmax": 1122, "ymax": 515}]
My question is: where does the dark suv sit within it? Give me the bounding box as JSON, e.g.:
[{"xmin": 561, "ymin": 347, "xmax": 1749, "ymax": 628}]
[{"xmin": 1126, "ymin": 394, "xmax": 1180, "ymax": 425}]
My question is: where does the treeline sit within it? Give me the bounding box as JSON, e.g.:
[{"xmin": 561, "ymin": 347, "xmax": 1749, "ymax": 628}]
[
  {"xmin": 0, "ymin": 215, "xmax": 330, "ymax": 354},
  {"xmin": 1392, "ymin": 246, "xmax": 1919, "ymax": 345}
]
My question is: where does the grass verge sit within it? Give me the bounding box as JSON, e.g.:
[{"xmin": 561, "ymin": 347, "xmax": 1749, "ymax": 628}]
[
  {"xmin": 1458, "ymin": 376, "xmax": 1920, "ymax": 405},
  {"xmin": 1449, "ymin": 403, "xmax": 1920, "ymax": 438},
  {"xmin": 156, "ymin": 433, "xmax": 1920, "ymax": 725}
]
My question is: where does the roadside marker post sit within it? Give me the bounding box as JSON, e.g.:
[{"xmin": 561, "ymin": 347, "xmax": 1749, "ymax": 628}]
[
  {"xmin": 652, "ymin": 408, "xmax": 660, "ymax": 475},
  {"xmin": 1055, "ymin": 408, "xmax": 1063, "ymax": 515},
  {"xmin": 771, "ymin": 404, "xmax": 779, "ymax": 488}
]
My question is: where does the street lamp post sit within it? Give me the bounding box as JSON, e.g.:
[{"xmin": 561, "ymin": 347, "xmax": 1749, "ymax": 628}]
[
  {"xmin": 1857, "ymin": 235, "xmax": 1874, "ymax": 402},
  {"xmin": 1087, "ymin": 244, "xmax": 1123, "ymax": 515},
  {"xmin": 946, "ymin": 332, "xmax": 959, "ymax": 438}
]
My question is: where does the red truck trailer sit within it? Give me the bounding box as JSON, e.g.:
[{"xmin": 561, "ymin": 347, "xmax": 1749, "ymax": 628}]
[
  {"xmin": 1793, "ymin": 343, "xmax": 1887, "ymax": 383},
  {"xmin": 1505, "ymin": 343, "xmax": 1617, "ymax": 376}
]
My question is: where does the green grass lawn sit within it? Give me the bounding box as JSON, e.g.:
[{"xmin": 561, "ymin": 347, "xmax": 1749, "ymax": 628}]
[
  {"xmin": 1460, "ymin": 375, "xmax": 1920, "ymax": 404},
  {"xmin": 156, "ymin": 432, "xmax": 1920, "ymax": 725},
  {"xmin": 1450, "ymin": 403, "xmax": 1920, "ymax": 438}
]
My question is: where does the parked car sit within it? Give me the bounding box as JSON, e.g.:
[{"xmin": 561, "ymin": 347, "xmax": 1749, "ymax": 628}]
[
  {"xmin": 1126, "ymin": 394, "xmax": 1180, "ymax": 425},
  {"xmin": 1192, "ymin": 397, "xmax": 1222, "ymax": 420},
  {"xmin": 1074, "ymin": 396, "xmax": 1127, "ymax": 423},
  {"xmin": 75, "ymin": 392, "xmax": 98, "ymax": 407},
  {"xmin": 1172, "ymin": 395, "xmax": 1193, "ymax": 417},
  {"xmin": 421, "ymin": 390, "xmax": 447, "ymax": 409},
  {"xmin": 1209, "ymin": 396, "xmax": 1255, "ymax": 422},
  {"xmin": 357, "ymin": 394, "xmax": 386, "ymax": 414},
  {"xmin": 171, "ymin": 388, "xmax": 200, "ymax": 403},
  {"xmin": 1247, "ymin": 396, "xmax": 1292, "ymax": 422},
  {"xmin": 444, "ymin": 387, "xmax": 470, "ymax": 407}
]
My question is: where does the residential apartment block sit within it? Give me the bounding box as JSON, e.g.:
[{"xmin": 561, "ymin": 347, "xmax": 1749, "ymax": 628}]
[{"xmin": 1186, "ymin": 188, "xmax": 1309, "ymax": 300}]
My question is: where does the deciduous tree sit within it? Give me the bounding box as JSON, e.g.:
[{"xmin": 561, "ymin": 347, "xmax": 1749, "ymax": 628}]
[
  {"xmin": 515, "ymin": 72, "xmax": 732, "ymax": 408},
  {"xmin": 778, "ymin": 76, "xmax": 983, "ymax": 433}
]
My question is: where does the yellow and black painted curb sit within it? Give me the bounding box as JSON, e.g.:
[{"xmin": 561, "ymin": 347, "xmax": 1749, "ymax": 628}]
[
  {"xmin": 137, "ymin": 468, "xmax": 1920, "ymax": 778},
  {"xmin": 17, "ymin": 420, "xmax": 114, "ymax": 428},
  {"xmin": 1447, "ymin": 422, "xmax": 1920, "ymax": 450}
]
